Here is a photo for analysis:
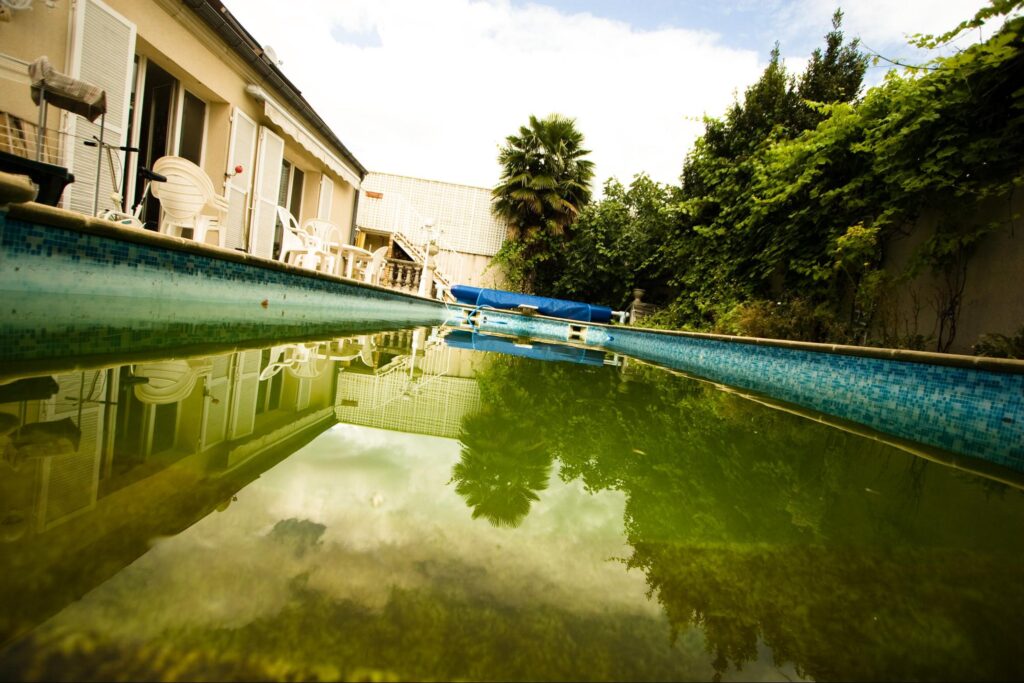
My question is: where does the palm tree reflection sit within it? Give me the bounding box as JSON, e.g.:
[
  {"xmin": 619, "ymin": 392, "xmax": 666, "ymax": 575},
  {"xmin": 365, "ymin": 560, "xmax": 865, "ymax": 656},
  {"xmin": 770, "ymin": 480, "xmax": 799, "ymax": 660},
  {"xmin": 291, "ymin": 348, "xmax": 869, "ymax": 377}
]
[{"xmin": 451, "ymin": 410, "xmax": 552, "ymax": 528}]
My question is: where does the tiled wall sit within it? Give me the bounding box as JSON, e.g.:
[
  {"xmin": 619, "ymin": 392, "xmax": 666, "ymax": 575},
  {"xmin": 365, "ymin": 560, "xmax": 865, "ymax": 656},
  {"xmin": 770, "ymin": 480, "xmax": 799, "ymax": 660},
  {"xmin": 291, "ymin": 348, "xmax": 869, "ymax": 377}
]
[
  {"xmin": 458, "ymin": 308, "xmax": 1024, "ymax": 472},
  {"xmin": 0, "ymin": 215, "xmax": 448, "ymax": 364}
]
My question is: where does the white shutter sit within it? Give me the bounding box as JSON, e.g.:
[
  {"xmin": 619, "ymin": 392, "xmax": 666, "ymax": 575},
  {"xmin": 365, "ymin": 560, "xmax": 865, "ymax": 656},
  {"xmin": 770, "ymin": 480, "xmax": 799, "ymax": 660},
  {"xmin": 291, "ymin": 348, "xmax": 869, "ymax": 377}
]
[
  {"xmin": 317, "ymin": 173, "xmax": 334, "ymax": 221},
  {"xmin": 224, "ymin": 108, "xmax": 258, "ymax": 251},
  {"xmin": 249, "ymin": 126, "xmax": 285, "ymax": 258},
  {"xmin": 64, "ymin": 0, "xmax": 136, "ymax": 216},
  {"xmin": 228, "ymin": 350, "xmax": 262, "ymax": 439},
  {"xmin": 200, "ymin": 354, "xmax": 231, "ymax": 448}
]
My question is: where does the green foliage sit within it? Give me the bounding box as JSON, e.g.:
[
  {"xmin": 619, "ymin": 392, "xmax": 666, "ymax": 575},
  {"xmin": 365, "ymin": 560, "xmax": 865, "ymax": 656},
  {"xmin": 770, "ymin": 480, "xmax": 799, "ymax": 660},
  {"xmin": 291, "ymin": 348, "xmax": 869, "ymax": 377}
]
[
  {"xmin": 549, "ymin": 3, "xmax": 1024, "ymax": 351},
  {"xmin": 712, "ymin": 298, "xmax": 845, "ymax": 342},
  {"xmin": 492, "ymin": 114, "xmax": 595, "ymax": 293},
  {"xmin": 548, "ymin": 175, "xmax": 677, "ymax": 308},
  {"xmin": 974, "ymin": 325, "xmax": 1024, "ymax": 358}
]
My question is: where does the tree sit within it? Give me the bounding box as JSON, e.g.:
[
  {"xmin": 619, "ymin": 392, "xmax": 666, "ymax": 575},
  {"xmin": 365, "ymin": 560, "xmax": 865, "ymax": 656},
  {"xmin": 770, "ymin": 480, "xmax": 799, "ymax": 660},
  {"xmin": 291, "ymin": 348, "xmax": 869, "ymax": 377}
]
[
  {"xmin": 492, "ymin": 114, "xmax": 595, "ymax": 294},
  {"xmin": 551, "ymin": 175, "xmax": 676, "ymax": 309},
  {"xmin": 794, "ymin": 10, "xmax": 869, "ymax": 129}
]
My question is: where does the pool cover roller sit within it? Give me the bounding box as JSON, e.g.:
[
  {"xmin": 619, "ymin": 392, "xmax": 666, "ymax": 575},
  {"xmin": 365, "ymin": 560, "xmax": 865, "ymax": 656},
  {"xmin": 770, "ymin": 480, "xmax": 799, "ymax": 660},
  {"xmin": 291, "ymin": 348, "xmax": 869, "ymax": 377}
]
[{"xmin": 451, "ymin": 285, "xmax": 613, "ymax": 324}]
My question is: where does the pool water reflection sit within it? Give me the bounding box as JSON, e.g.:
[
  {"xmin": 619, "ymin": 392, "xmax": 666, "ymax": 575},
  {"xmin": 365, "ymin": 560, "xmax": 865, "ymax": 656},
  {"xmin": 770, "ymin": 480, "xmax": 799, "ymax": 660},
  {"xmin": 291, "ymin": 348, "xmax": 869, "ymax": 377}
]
[{"xmin": 1, "ymin": 326, "xmax": 1022, "ymax": 681}]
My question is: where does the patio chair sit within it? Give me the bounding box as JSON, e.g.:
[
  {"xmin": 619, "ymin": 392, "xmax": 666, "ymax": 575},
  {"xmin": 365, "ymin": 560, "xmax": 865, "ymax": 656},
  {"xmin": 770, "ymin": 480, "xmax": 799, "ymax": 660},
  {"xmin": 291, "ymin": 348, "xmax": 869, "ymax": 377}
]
[
  {"xmin": 258, "ymin": 343, "xmax": 323, "ymax": 381},
  {"xmin": 150, "ymin": 156, "xmax": 227, "ymax": 247},
  {"xmin": 276, "ymin": 206, "xmax": 326, "ymax": 271},
  {"xmin": 362, "ymin": 246, "xmax": 389, "ymax": 285},
  {"xmin": 132, "ymin": 359, "xmax": 212, "ymax": 404},
  {"xmin": 303, "ymin": 219, "xmax": 343, "ymax": 275}
]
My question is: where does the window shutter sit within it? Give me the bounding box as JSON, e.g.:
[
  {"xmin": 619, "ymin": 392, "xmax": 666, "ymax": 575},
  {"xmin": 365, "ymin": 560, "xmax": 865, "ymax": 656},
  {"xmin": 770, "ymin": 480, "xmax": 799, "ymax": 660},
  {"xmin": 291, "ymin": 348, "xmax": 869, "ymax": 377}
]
[
  {"xmin": 224, "ymin": 108, "xmax": 257, "ymax": 250},
  {"xmin": 228, "ymin": 350, "xmax": 262, "ymax": 439},
  {"xmin": 65, "ymin": 0, "xmax": 136, "ymax": 216},
  {"xmin": 250, "ymin": 126, "xmax": 285, "ymax": 258}
]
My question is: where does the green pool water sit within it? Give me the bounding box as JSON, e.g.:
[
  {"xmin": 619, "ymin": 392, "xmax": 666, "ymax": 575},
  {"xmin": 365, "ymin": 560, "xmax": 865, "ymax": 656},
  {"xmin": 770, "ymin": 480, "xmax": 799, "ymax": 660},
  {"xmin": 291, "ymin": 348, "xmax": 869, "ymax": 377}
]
[{"xmin": 1, "ymin": 325, "xmax": 1022, "ymax": 681}]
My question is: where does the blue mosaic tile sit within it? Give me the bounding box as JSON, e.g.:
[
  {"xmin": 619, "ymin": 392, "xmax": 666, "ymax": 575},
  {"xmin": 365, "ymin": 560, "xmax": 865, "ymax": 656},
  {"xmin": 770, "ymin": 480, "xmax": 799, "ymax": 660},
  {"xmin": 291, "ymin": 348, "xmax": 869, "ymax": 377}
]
[
  {"xmin": 466, "ymin": 308, "xmax": 1024, "ymax": 473},
  {"xmin": 0, "ymin": 214, "xmax": 448, "ymax": 362}
]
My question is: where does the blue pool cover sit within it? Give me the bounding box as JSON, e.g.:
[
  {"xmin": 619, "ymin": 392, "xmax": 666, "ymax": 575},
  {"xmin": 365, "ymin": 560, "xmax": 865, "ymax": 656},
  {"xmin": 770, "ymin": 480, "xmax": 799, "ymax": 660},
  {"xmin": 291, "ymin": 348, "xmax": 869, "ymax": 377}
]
[
  {"xmin": 451, "ymin": 285, "xmax": 613, "ymax": 323},
  {"xmin": 445, "ymin": 330, "xmax": 607, "ymax": 366}
]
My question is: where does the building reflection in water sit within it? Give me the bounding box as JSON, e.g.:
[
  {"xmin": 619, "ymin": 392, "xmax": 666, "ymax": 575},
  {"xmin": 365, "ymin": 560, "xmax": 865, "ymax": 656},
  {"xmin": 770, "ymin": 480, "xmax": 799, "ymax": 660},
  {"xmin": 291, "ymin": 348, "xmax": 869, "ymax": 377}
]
[{"xmin": 0, "ymin": 326, "xmax": 505, "ymax": 646}]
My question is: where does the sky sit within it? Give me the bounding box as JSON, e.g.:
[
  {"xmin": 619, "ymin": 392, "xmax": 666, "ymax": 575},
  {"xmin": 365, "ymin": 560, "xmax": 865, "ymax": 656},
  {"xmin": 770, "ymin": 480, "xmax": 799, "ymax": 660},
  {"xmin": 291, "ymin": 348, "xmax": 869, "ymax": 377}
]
[{"xmin": 224, "ymin": 0, "xmax": 992, "ymax": 191}]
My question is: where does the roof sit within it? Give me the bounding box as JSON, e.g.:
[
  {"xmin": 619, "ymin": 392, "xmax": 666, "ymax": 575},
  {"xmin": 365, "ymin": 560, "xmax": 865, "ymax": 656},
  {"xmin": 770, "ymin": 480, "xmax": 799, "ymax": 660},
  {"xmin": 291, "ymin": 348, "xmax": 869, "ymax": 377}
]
[{"xmin": 185, "ymin": 0, "xmax": 367, "ymax": 179}]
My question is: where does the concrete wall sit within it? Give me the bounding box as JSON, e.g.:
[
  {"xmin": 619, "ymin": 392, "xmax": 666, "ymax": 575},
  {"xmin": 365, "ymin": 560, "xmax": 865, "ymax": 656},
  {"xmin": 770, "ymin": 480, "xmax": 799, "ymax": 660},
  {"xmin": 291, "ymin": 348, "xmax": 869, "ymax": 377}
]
[
  {"xmin": 433, "ymin": 250, "xmax": 504, "ymax": 289},
  {"xmin": 881, "ymin": 188, "xmax": 1024, "ymax": 354}
]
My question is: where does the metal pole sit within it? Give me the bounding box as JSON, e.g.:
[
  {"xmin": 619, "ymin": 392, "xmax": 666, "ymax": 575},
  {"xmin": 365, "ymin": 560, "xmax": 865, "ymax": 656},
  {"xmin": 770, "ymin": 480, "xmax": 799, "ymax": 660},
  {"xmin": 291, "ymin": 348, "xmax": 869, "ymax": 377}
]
[
  {"xmin": 36, "ymin": 86, "xmax": 46, "ymax": 162},
  {"xmin": 93, "ymin": 112, "xmax": 105, "ymax": 216}
]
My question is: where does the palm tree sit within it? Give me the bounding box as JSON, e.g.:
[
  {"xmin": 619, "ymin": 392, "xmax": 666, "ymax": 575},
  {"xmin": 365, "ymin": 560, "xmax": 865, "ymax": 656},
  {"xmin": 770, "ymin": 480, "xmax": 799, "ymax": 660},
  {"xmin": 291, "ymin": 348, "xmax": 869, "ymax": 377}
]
[{"xmin": 492, "ymin": 114, "xmax": 595, "ymax": 240}]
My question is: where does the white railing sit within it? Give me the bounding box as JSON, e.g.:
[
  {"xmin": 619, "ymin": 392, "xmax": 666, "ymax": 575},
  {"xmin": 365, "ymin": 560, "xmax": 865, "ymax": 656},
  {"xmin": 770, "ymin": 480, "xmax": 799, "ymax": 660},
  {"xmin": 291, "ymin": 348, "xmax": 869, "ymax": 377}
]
[
  {"xmin": 366, "ymin": 189, "xmax": 454, "ymax": 300},
  {"xmin": 0, "ymin": 110, "xmax": 63, "ymax": 165}
]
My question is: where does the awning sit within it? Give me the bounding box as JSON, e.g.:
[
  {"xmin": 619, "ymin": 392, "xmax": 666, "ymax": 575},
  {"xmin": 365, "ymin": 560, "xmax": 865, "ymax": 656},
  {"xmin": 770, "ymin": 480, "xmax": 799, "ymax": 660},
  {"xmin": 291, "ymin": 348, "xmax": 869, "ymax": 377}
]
[
  {"xmin": 28, "ymin": 56, "xmax": 106, "ymax": 122},
  {"xmin": 257, "ymin": 93, "xmax": 361, "ymax": 188}
]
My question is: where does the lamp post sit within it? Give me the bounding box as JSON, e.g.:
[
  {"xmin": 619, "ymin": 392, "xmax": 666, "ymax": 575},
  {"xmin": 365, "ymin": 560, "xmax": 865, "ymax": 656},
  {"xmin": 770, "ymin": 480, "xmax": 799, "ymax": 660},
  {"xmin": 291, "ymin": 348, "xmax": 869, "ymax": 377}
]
[{"xmin": 418, "ymin": 219, "xmax": 438, "ymax": 297}]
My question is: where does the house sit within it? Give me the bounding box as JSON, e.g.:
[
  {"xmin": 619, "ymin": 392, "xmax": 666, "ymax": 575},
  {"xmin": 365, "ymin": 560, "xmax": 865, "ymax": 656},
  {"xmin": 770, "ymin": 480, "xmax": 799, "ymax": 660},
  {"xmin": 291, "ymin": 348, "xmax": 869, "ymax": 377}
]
[
  {"xmin": 0, "ymin": 0, "xmax": 365, "ymax": 260},
  {"xmin": 355, "ymin": 172, "xmax": 508, "ymax": 297}
]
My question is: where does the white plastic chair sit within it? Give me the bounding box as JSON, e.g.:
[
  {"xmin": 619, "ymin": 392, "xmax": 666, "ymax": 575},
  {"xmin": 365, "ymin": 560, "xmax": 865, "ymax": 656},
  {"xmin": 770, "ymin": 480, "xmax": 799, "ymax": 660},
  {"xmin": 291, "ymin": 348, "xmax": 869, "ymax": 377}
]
[
  {"xmin": 150, "ymin": 156, "xmax": 227, "ymax": 247},
  {"xmin": 362, "ymin": 246, "xmax": 389, "ymax": 285},
  {"xmin": 132, "ymin": 359, "xmax": 212, "ymax": 405},
  {"xmin": 276, "ymin": 207, "xmax": 326, "ymax": 271},
  {"xmin": 258, "ymin": 343, "xmax": 323, "ymax": 381},
  {"xmin": 303, "ymin": 219, "xmax": 343, "ymax": 275}
]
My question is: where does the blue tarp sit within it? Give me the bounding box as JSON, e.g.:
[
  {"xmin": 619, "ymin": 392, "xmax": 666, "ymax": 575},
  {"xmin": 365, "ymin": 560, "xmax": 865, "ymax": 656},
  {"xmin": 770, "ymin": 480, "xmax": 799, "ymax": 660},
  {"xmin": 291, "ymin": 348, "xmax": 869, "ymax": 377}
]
[
  {"xmin": 451, "ymin": 285, "xmax": 613, "ymax": 324},
  {"xmin": 445, "ymin": 330, "xmax": 607, "ymax": 366}
]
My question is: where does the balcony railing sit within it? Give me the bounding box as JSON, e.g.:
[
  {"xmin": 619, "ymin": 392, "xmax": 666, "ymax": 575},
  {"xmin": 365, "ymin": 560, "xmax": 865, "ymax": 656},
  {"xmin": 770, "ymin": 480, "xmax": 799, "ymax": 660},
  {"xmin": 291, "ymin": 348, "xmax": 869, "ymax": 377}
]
[
  {"xmin": 381, "ymin": 258, "xmax": 423, "ymax": 295},
  {"xmin": 1, "ymin": 111, "xmax": 63, "ymax": 165}
]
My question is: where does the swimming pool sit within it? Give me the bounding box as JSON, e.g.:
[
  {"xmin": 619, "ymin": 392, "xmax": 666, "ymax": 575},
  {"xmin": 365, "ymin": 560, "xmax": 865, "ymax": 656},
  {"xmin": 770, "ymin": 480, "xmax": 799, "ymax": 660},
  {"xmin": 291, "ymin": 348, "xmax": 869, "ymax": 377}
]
[
  {"xmin": 1, "ymin": 323, "xmax": 1023, "ymax": 682},
  {"xmin": 3, "ymin": 186, "xmax": 1024, "ymax": 680}
]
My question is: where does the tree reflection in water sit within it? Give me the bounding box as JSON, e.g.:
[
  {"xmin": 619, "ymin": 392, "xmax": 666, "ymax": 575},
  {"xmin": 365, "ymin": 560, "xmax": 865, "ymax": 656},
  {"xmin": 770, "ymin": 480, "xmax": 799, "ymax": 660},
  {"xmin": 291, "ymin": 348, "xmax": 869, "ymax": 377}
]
[
  {"xmin": 452, "ymin": 409, "xmax": 553, "ymax": 528},
  {"xmin": 452, "ymin": 355, "xmax": 1024, "ymax": 681}
]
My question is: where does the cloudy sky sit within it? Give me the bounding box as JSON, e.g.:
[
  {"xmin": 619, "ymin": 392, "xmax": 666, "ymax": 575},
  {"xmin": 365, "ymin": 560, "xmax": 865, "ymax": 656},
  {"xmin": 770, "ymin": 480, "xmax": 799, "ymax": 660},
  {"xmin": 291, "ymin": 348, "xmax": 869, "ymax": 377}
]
[{"xmin": 224, "ymin": 0, "xmax": 990, "ymax": 190}]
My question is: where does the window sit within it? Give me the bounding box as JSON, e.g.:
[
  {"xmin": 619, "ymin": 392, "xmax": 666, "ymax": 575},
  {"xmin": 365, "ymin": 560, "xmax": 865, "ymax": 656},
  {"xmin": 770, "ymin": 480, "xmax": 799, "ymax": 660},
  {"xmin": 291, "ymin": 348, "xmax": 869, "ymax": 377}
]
[
  {"xmin": 126, "ymin": 59, "xmax": 209, "ymax": 229},
  {"xmin": 255, "ymin": 348, "xmax": 284, "ymax": 415},
  {"xmin": 273, "ymin": 160, "xmax": 305, "ymax": 259},
  {"xmin": 178, "ymin": 90, "xmax": 206, "ymax": 165},
  {"xmin": 150, "ymin": 403, "xmax": 178, "ymax": 454}
]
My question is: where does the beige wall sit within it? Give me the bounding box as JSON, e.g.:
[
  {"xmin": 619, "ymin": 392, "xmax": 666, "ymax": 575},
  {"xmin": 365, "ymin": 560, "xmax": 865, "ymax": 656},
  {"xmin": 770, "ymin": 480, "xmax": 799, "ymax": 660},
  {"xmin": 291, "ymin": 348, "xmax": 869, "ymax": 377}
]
[
  {"xmin": 0, "ymin": 2, "xmax": 71, "ymax": 134},
  {"xmin": 331, "ymin": 179, "xmax": 356, "ymax": 243},
  {"xmin": 881, "ymin": 189, "xmax": 1024, "ymax": 354}
]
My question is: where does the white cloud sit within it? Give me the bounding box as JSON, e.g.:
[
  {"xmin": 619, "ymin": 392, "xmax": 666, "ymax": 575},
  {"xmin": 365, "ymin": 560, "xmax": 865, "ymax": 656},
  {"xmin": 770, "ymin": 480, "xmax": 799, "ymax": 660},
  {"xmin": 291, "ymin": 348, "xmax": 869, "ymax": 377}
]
[
  {"xmin": 44, "ymin": 423, "xmax": 653, "ymax": 640},
  {"xmin": 224, "ymin": 0, "xmax": 763, "ymax": 189}
]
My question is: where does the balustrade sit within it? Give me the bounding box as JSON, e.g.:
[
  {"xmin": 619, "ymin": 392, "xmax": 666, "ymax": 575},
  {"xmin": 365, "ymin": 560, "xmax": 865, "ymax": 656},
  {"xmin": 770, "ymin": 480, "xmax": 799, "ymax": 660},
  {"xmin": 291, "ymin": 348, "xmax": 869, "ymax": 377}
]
[{"xmin": 382, "ymin": 258, "xmax": 423, "ymax": 294}]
